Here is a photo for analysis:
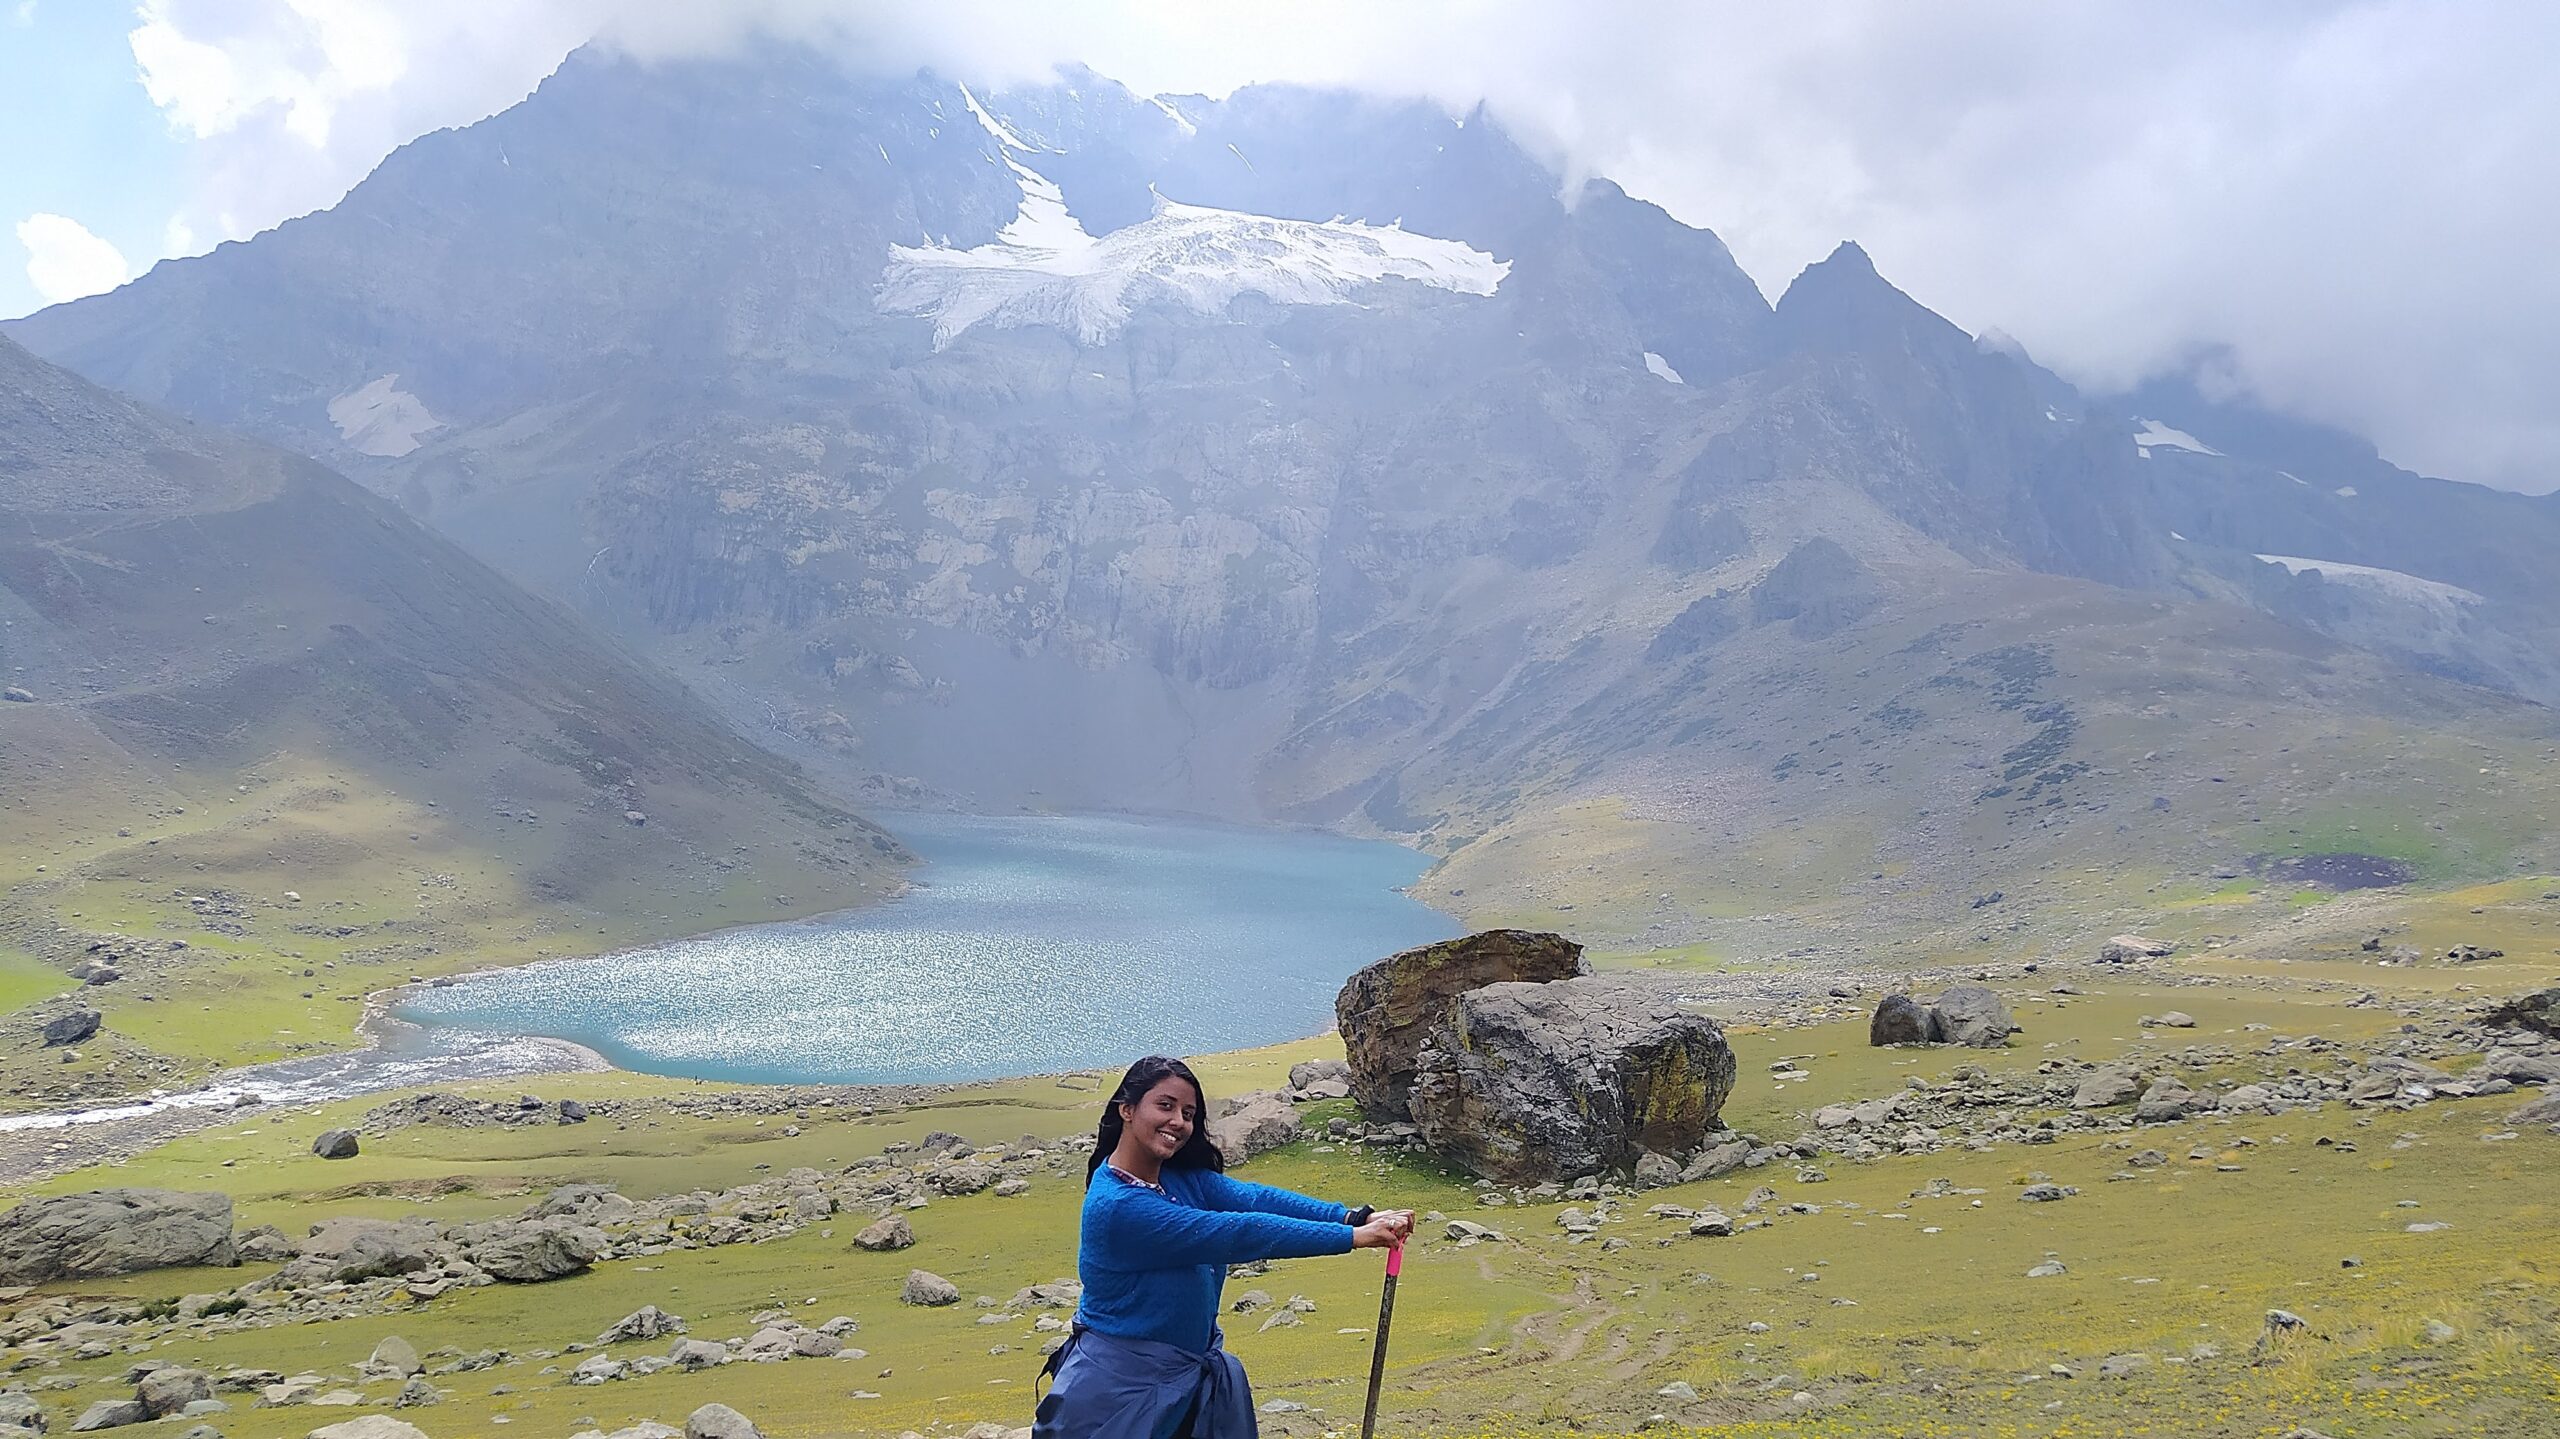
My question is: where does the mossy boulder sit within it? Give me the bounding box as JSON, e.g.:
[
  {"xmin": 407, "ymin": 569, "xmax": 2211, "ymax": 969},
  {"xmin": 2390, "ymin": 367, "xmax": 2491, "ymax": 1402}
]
[
  {"xmin": 1407, "ymin": 975, "xmax": 1735, "ymax": 1184},
  {"xmin": 1335, "ymin": 929, "xmax": 1586, "ymax": 1122}
]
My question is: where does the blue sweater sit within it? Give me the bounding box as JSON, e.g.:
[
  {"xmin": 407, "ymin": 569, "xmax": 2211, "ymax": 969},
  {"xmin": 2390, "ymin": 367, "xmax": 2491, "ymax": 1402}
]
[{"xmin": 1075, "ymin": 1165, "xmax": 1352, "ymax": 1350}]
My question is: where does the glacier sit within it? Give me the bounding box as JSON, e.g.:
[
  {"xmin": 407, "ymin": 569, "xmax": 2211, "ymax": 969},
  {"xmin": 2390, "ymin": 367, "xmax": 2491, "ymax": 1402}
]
[{"xmin": 879, "ymin": 86, "xmax": 1506, "ymax": 348}]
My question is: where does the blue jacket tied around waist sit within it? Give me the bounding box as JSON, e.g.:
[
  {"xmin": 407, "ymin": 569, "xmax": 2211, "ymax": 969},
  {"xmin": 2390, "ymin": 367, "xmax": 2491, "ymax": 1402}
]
[{"xmin": 1034, "ymin": 1165, "xmax": 1352, "ymax": 1438}]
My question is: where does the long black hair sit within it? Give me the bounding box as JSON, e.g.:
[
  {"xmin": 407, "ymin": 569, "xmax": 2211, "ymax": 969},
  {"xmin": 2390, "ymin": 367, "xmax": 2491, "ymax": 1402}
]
[{"xmin": 1086, "ymin": 1054, "xmax": 1225, "ymax": 1182}]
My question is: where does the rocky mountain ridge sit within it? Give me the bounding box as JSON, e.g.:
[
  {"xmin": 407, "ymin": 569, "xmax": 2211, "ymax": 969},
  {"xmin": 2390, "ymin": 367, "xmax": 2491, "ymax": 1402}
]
[{"xmin": 10, "ymin": 46, "xmax": 2559, "ymax": 954}]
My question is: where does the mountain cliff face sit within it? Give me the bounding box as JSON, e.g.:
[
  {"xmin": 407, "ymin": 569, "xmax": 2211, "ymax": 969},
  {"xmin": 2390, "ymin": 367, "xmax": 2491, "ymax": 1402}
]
[
  {"xmin": 12, "ymin": 45, "xmax": 2558, "ymax": 954},
  {"xmin": 0, "ymin": 332, "xmax": 905, "ymax": 954}
]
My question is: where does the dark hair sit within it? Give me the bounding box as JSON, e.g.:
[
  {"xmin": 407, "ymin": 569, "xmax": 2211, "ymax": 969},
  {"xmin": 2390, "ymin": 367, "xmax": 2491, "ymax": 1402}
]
[{"xmin": 1086, "ymin": 1055, "xmax": 1225, "ymax": 1182}]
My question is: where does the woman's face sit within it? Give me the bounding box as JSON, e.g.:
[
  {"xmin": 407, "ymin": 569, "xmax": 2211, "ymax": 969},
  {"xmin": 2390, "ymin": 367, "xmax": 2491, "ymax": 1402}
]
[{"xmin": 1120, "ymin": 1075, "xmax": 1200, "ymax": 1160}]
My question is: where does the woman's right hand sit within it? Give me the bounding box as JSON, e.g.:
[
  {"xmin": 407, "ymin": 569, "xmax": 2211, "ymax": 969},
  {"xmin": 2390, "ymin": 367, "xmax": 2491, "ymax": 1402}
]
[{"xmin": 1352, "ymin": 1209, "xmax": 1415, "ymax": 1249}]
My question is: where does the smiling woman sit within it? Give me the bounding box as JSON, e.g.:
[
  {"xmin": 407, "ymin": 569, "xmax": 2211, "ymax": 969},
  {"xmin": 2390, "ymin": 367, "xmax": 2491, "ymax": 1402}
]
[{"xmin": 1039, "ymin": 1055, "xmax": 1412, "ymax": 1438}]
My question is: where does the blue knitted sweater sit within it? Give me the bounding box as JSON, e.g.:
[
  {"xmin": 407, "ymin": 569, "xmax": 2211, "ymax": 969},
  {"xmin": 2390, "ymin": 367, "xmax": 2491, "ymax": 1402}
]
[{"xmin": 1075, "ymin": 1164, "xmax": 1352, "ymax": 1350}]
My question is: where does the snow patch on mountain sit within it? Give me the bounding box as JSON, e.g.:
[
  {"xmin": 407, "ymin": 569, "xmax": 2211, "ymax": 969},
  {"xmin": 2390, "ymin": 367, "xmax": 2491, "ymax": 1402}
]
[
  {"xmin": 880, "ymin": 113, "xmax": 1505, "ymax": 349},
  {"xmin": 1643, "ymin": 351, "xmax": 1684, "ymax": 384},
  {"xmin": 327, "ymin": 375, "xmax": 441, "ymax": 458},
  {"xmin": 2131, "ymin": 418, "xmax": 2221, "ymax": 458},
  {"xmin": 2255, "ymin": 554, "xmax": 2483, "ymax": 611}
]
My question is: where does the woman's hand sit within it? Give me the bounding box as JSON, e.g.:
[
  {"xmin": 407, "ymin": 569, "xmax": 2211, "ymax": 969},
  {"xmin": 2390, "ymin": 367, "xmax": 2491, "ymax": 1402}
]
[{"xmin": 1352, "ymin": 1209, "xmax": 1416, "ymax": 1249}]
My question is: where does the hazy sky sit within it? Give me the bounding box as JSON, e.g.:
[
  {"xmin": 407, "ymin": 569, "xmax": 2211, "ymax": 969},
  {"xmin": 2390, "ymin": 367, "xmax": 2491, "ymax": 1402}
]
[{"xmin": 4, "ymin": 1, "xmax": 2554, "ymax": 492}]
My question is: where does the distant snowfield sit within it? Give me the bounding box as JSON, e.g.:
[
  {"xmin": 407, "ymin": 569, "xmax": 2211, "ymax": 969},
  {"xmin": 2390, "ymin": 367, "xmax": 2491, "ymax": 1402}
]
[
  {"xmin": 1642, "ymin": 351, "xmax": 1685, "ymax": 384},
  {"xmin": 2131, "ymin": 417, "xmax": 2221, "ymax": 459},
  {"xmin": 327, "ymin": 375, "xmax": 442, "ymax": 458},
  {"xmin": 2255, "ymin": 553, "xmax": 2484, "ymax": 610},
  {"xmin": 880, "ymin": 87, "xmax": 1507, "ymax": 348}
]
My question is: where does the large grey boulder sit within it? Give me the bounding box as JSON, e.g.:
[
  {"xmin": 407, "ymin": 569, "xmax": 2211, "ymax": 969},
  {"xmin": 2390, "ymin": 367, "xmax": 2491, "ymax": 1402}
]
[
  {"xmin": 902, "ymin": 1269, "xmax": 960, "ymax": 1306},
  {"xmin": 600, "ymin": 1305, "xmax": 686, "ymax": 1342},
  {"xmin": 686, "ymin": 1404, "xmax": 764, "ymax": 1439},
  {"xmin": 1933, "ymin": 985, "xmax": 2016, "ymax": 1048},
  {"xmin": 1408, "ymin": 975, "xmax": 1734, "ymax": 1184},
  {"xmin": 69, "ymin": 1399, "xmax": 146, "ymax": 1432},
  {"xmin": 281, "ymin": 1218, "xmax": 441, "ymax": 1286},
  {"xmin": 852, "ymin": 1214, "xmax": 914, "ymax": 1252},
  {"xmin": 1335, "ymin": 930, "xmax": 1587, "ymax": 1121},
  {"xmin": 0, "ymin": 1390, "xmax": 45, "ymax": 1433},
  {"xmin": 1868, "ymin": 994, "xmax": 1941, "ymax": 1046},
  {"xmin": 462, "ymin": 1220, "xmax": 603, "ymax": 1281},
  {"xmin": 40, "ymin": 1008, "xmax": 100, "ymax": 1048},
  {"xmin": 2073, "ymin": 1066, "xmax": 2143, "ymax": 1109},
  {"xmin": 0, "ymin": 1190, "xmax": 236, "ymax": 1283},
  {"xmin": 311, "ymin": 1129, "xmax": 360, "ymax": 1160},
  {"xmin": 305, "ymin": 1420, "xmax": 431, "ymax": 1439},
  {"xmin": 359, "ymin": 1336, "xmax": 422, "ymax": 1379},
  {"xmin": 1206, "ymin": 1091, "xmax": 1302, "ymax": 1166},
  {"xmin": 2483, "ymin": 986, "xmax": 2559, "ymax": 1038},
  {"xmin": 2100, "ymin": 935, "xmax": 2175, "ymax": 963},
  {"xmin": 135, "ymin": 1368, "xmax": 212, "ymax": 1420}
]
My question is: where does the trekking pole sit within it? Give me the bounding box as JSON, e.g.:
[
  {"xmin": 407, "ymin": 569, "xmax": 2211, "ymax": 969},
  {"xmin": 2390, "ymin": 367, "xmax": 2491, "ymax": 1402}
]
[{"xmin": 1358, "ymin": 1243, "xmax": 1403, "ymax": 1439}]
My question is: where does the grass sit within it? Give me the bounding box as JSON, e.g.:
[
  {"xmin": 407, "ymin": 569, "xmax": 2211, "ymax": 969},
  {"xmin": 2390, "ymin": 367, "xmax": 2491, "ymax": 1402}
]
[{"xmin": 9, "ymin": 964, "xmax": 2558, "ymax": 1439}]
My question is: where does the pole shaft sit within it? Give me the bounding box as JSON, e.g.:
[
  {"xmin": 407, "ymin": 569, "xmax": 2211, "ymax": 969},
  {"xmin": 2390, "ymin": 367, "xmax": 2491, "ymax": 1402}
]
[{"xmin": 1359, "ymin": 1261, "xmax": 1400, "ymax": 1439}]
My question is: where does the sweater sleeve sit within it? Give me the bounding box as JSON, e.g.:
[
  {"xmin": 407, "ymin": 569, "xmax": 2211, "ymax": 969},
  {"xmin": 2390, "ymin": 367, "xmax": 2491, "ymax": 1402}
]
[
  {"xmin": 1091, "ymin": 1184, "xmax": 1353, "ymax": 1270},
  {"xmin": 1192, "ymin": 1170, "xmax": 1350, "ymax": 1225}
]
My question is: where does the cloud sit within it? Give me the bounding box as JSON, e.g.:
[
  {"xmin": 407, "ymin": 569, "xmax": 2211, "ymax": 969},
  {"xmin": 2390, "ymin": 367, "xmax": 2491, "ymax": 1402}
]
[
  {"xmin": 17, "ymin": 213, "xmax": 130, "ymax": 303},
  {"xmin": 117, "ymin": 0, "xmax": 2560, "ymax": 490}
]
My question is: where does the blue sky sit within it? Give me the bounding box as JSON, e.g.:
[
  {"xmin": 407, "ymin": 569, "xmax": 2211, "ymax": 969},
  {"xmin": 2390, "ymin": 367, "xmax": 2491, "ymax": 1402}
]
[
  {"xmin": 2, "ymin": 2, "xmax": 2553, "ymax": 491},
  {"xmin": 1, "ymin": 2, "xmax": 191, "ymax": 320}
]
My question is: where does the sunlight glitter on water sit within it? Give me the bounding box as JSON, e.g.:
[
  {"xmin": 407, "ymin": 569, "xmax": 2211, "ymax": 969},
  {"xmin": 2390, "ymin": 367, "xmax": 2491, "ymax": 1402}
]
[{"xmin": 395, "ymin": 813, "xmax": 1456, "ymax": 1086}]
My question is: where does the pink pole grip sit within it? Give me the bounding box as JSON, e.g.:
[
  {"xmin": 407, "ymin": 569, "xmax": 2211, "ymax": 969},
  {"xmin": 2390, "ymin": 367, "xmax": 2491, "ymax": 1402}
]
[{"xmin": 1385, "ymin": 1246, "xmax": 1404, "ymax": 1277}]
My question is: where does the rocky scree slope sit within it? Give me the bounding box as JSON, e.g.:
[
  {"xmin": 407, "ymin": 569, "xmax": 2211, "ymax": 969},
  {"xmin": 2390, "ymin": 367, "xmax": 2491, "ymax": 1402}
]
[{"xmin": 11, "ymin": 49, "xmax": 2560, "ymax": 955}]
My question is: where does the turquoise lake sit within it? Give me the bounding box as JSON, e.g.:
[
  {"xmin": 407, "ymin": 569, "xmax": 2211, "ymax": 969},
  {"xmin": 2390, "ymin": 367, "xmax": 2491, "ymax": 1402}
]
[{"xmin": 393, "ymin": 813, "xmax": 1457, "ymax": 1086}]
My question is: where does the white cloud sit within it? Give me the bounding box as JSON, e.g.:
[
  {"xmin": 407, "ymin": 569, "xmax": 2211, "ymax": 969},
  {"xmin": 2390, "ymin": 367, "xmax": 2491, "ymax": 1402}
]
[
  {"xmin": 17, "ymin": 213, "xmax": 130, "ymax": 304},
  {"xmin": 107, "ymin": 0, "xmax": 2560, "ymax": 491},
  {"xmin": 12, "ymin": 2, "xmax": 37, "ymax": 28}
]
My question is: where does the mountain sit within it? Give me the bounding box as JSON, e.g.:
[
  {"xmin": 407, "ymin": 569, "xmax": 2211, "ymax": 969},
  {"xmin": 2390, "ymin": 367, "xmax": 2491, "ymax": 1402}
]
[
  {"xmin": 11, "ymin": 45, "xmax": 2559, "ymax": 960},
  {"xmin": 0, "ymin": 331, "xmax": 905, "ymax": 1091}
]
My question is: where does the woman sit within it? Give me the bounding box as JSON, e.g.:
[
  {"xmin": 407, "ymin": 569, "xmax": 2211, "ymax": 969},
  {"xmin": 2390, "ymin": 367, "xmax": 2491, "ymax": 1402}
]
[{"xmin": 1033, "ymin": 1055, "xmax": 1414, "ymax": 1439}]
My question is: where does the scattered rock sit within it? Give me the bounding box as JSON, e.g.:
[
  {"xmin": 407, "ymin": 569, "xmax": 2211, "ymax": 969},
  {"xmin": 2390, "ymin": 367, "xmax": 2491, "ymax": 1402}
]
[
  {"xmin": 685, "ymin": 1405, "xmax": 762, "ymax": 1439},
  {"xmin": 902, "ymin": 1269, "xmax": 960, "ymax": 1306},
  {"xmin": 600, "ymin": 1306, "xmax": 686, "ymax": 1342},
  {"xmin": 1207, "ymin": 1091, "xmax": 1304, "ymax": 1165},
  {"xmin": 0, "ymin": 1189, "xmax": 236, "ymax": 1282},
  {"xmin": 1868, "ymin": 993, "xmax": 1941, "ymax": 1046},
  {"xmin": 853, "ymin": 1215, "xmax": 915, "ymax": 1252},
  {"xmin": 40, "ymin": 1009, "xmax": 101, "ymax": 1048},
  {"xmin": 136, "ymin": 1368, "xmax": 211, "ymax": 1419}
]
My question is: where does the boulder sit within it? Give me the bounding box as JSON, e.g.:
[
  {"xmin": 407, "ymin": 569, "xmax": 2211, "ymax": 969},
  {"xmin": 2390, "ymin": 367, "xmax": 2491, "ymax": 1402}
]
[
  {"xmin": 306, "ymin": 1421, "xmax": 431, "ymax": 1439},
  {"xmin": 2483, "ymin": 1051, "xmax": 2560, "ymax": 1086},
  {"xmin": 136, "ymin": 1368, "xmax": 212, "ymax": 1419},
  {"xmin": 1407, "ymin": 975, "xmax": 1735, "ymax": 1184},
  {"xmin": 2135, "ymin": 1077, "xmax": 2212, "ymax": 1123},
  {"xmin": 600, "ymin": 1305, "xmax": 686, "ymax": 1342},
  {"xmin": 1868, "ymin": 994, "xmax": 1940, "ymax": 1046},
  {"xmin": 286, "ymin": 1218, "xmax": 440, "ymax": 1285},
  {"xmin": 311, "ymin": 1129, "xmax": 360, "ymax": 1160},
  {"xmin": 40, "ymin": 1008, "xmax": 100, "ymax": 1048},
  {"xmin": 686, "ymin": 1405, "xmax": 764, "ymax": 1439},
  {"xmin": 557, "ymin": 1099, "xmax": 589, "ymax": 1124},
  {"xmin": 1933, "ymin": 985, "xmax": 2015, "ymax": 1049},
  {"xmin": 2482, "ymin": 986, "xmax": 2559, "ymax": 1038},
  {"xmin": 902, "ymin": 1269, "xmax": 960, "ymax": 1306},
  {"xmin": 69, "ymin": 1400, "xmax": 146, "ymax": 1432},
  {"xmin": 853, "ymin": 1215, "xmax": 914, "ymax": 1252},
  {"xmin": 360, "ymin": 1337, "xmax": 422, "ymax": 1379},
  {"xmin": 463, "ymin": 1220, "xmax": 603, "ymax": 1281},
  {"xmin": 394, "ymin": 1376, "xmax": 440, "ymax": 1408},
  {"xmin": 0, "ymin": 1189, "xmax": 236, "ymax": 1283},
  {"xmin": 1206, "ymin": 1091, "xmax": 1303, "ymax": 1166},
  {"xmin": 667, "ymin": 1339, "xmax": 729, "ymax": 1371},
  {"xmin": 0, "ymin": 1390, "xmax": 44, "ymax": 1433},
  {"xmin": 2507, "ymin": 1092, "xmax": 2560, "ymax": 1126},
  {"xmin": 2100, "ymin": 935, "xmax": 2175, "ymax": 963},
  {"xmin": 1335, "ymin": 930, "xmax": 1587, "ymax": 1121},
  {"xmin": 1, "ymin": 687, "xmax": 32, "ymax": 702},
  {"xmin": 2073, "ymin": 1066, "xmax": 2143, "ymax": 1109},
  {"xmin": 1286, "ymin": 1059, "xmax": 1351, "ymax": 1093}
]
